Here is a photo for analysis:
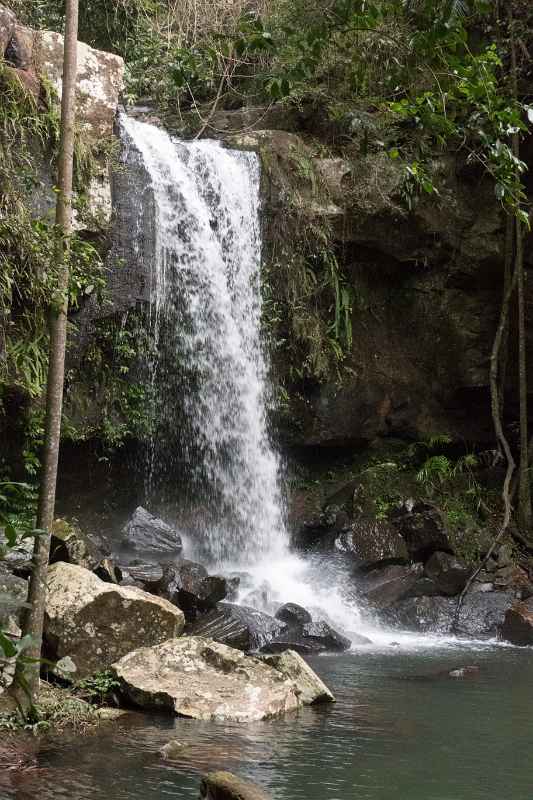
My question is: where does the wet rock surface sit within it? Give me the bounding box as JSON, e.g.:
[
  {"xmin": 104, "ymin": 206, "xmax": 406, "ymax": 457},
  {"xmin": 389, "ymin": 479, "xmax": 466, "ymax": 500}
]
[
  {"xmin": 111, "ymin": 637, "xmax": 301, "ymax": 721},
  {"xmin": 385, "ymin": 590, "xmax": 516, "ymax": 637},
  {"xmin": 156, "ymin": 561, "xmax": 228, "ymax": 621},
  {"xmin": 421, "ymin": 551, "xmax": 471, "ymax": 596},
  {"xmin": 389, "ymin": 502, "xmax": 451, "ymax": 561},
  {"xmin": 260, "ymin": 649, "xmax": 336, "ymax": 704},
  {"xmin": 121, "ymin": 507, "xmax": 182, "ymax": 555},
  {"xmin": 186, "ymin": 603, "xmax": 286, "ymax": 651},
  {"xmin": 44, "ymin": 562, "xmax": 185, "ymax": 678},
  {"xmin": 499, "ymin": 598, "xmax": 533, "ymax": 646},
  {"xmin": 358, "ymin": 564, "xmax": 424, "ymax": 610}
]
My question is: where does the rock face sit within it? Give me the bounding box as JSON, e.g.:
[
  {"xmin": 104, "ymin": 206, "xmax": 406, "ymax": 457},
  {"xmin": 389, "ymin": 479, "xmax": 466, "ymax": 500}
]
[
  {"xmin": 390, "ymin": 502, "xmax": 451, "ymax": 561},
  {"xmin": 499, "ymin": 599, "xmax": 533, "ymax": 646},
  {"xmin": 261, "ymin": 650, "xmax": 335, "ymax": 704},
  {"xmin": 386, "ymin": 591, "xmax": 516, "ymax": 636},
  {"xmin": 186, "ymin": 603, "xmax": 286, "ymax": 651},
  {"xmin": 44, "ymin": 562, "xmax": 185, "ymax": 678},
  {"xmin": 275, "ymin": 603, "xmax": 312, "ymax": 626},
  {"xmin": 157, "ymin": 561, "xmax": 227, "ymax": 621},
  {"xmin": 423, "ymin": 551, "xmax": 470, "ymax": 596},
  {"xmin": 200, "ymin": 771, "xmax": 271, "ymax": 800},
  {"xmin": 121, "ymin": 507, "xmax": 182, "ymax": 555},
  {"xmin": 335, "ymin": 520, "xmax": 408, "ymax": 568},
  {"xmin": 111, "ymin": 637, "xmax": 300, "ymax": 721},
  {"xmin": 358, "ymin": 564, "xmax": 423, "ymax": 609},
  {"xmin": 264, "ymin": 618, "xmax": 352, "ymax": 654}
]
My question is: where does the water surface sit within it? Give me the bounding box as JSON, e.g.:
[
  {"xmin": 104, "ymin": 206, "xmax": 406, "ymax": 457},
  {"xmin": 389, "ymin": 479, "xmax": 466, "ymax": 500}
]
[{"xmin": 3, "ymin": 645, "xmax": 532, "ymax": 800}]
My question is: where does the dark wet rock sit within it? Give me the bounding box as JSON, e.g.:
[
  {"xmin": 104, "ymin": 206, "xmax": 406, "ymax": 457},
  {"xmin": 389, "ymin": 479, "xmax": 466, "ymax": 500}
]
[
  {"xmin": 499, "ymin": 598, "xmax": 533, "ymax": 646},
  {"xmin": 275, "ymin": 603, "xmax": 312, "ymax": 626},
  {"xmin": 385, "ymin": 590, "xmax": 516, "ymax": 636},
  {"xmin": 357, "ymin": 563, "xmax": 423, "ymax": 609},
  {"xmin": 93, "ymin": 558, "xmax": 121, "ymax": 584},
  {"xmin": 186, "ymin": 603, "xmax": 286, "ymax": 651},
  {"xmin": 120, "ymin": 562, "xmax": 164, "ymax": 590},
  {"xmin": 423, "ymin": 551, "xmax": 470, "ymax": 596},
  {"xmin": 335, "ymin": 520, "xmax": 408, "ymax": 569},
  {"xmin": 157, "ymin": 561, "xmax": 227, "ymax": 621},
  {"xmin": 200, "ymin": 771, "xmax": 272, "ymax": 800},
  {"xmin": 225, "ymin": 575, "xmax": 241, "ymax": 601},
  {"xmin": 121, "ymin": 507, "xmax": 182, "ymax": 554},
  {"xmin": 390, "ymin": 501, "xmax": 451, "ymax": 561},
  {"xmin": 263, "ymin": 619, "xmax": 351, "ymax": 655}
]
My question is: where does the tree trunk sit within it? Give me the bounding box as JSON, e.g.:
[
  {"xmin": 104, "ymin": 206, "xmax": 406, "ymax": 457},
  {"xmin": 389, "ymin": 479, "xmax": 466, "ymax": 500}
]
[
  {"xmin": 509, "ymin": 7, "xmax": 531, "ymax": 532},
  {"xmin": 14, "ymin": 0, "xmax": 79, "ymax": 705}
]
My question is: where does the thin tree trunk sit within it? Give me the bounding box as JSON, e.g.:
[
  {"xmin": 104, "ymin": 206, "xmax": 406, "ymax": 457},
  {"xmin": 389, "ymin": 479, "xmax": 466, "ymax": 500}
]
[
  {"xmin": 14, "ymin": 0, "xmax": 79, "ymax": 705},
  {"xmin": 509, "ymin": 7, "xmax": 531, "ymax": 532}
]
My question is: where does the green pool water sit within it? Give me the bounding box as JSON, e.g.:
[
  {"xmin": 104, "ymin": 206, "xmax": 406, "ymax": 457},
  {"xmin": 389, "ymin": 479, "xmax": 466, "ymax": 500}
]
[{"xmin": 2, "ymin": 642, "xmax": 532, "ymax": 800}]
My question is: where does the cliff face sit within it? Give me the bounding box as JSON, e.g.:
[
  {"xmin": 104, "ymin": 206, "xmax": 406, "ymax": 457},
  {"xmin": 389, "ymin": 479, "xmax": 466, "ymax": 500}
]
[{"xmin": 221, "ymin": 121, "xmax": 533, "ymax": 452}]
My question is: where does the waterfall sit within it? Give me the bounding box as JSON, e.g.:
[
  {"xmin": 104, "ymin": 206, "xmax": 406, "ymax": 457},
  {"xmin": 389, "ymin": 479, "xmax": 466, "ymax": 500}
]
[
  {"xmin": 118, "ymin": 115, "xmax": 402, "ymax": 643},
  {"xmin": 119, "ymin": 115, "xmax": 287, "ymax": 566}
]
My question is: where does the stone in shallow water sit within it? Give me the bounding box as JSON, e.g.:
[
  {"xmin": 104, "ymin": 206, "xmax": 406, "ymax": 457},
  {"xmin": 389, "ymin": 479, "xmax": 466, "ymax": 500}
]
[
  {"xmin": 262, "ymin": 618, "xmax": 352, "ymax": 654},
  {"xmin": 111, "ymin": 637, "xmax": 300, "ymax": 722},
  {"xmin": 200, "ymin": 771, "xmax": 271, "ymax": 800},
  {"xmin": 121, "ymin": 507, "xmax": 182, "ymax": 554},
  {"xmin": 44, "ymin": 562, "xmax": 185, "ymax": 678}
]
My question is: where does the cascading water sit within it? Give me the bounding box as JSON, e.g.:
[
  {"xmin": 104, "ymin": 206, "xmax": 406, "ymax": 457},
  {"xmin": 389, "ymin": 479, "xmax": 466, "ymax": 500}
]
[{"xmin": 117, "ymin": 114, "xmax": 484, "ymax": 648}]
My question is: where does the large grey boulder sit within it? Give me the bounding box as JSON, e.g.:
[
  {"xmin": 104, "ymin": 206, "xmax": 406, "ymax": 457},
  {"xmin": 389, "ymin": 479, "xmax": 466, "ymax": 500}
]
[
  {"xmin": 111, "ymin": 637, "xmax": 300, "ymax": 722},
  {"xmin": 335, "ymin": 520, "xmax": 408, "ymax": 568},
  {"xmin": 422, "ymin": 551, "xmax": 470, "ymax": 596},
  {"xmin": 261, "ymin": 649, "xmax": 335, "ymax": 705},
  {"xmin": 0, "ymin": 5, "xmax": 16, "ymax": 53},
  {"xmin": 121, "ymin": 507, "xmax": 182, "ymax": 555},
  {"xmin": 0, "ymin": 564, "xmax": 27, "ymax": 635},
  {"xmin": 44, "ymin": 562, "xmax": 185, "ymax": 678},
  {"xmin": 200, "ymin": 771, "xmax": 271, "ymax": 800}
]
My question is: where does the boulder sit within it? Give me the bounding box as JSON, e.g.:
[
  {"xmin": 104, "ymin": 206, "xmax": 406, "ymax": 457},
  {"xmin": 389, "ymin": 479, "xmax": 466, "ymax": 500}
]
[
  {"xmin": 157, "ymin": 561, "xmax": 227, "ymax": 621},
  {"xmin": 386, "ymin": 590, "xmax": 516, "ymax": 637},
  {"xmin": 44, "ymin": 562, "xmax": 185, "ymax": 678},
  {"xmin": 335, "ymin": 520, "xmax": 408, "ymax": 568},
  {"xmin": 93, "ymin": 558, "xmax": 121, "ymax": 584},
  {"xmin": 261, "ymin": 650, "xmax": 335, "ymax": 704},
  {"xmin": 0, "ymin": 564, "xmax": 27, "ymax": 635},
  {"xmin": 186, "ymin": 603, "xmax": 286, "ymax": 651},
  {"xmin": 33, "ymin": 30, "xmax": 124, "ymax": 139},
  {"xmin": 111, "ymin": 637, "xmax": 300, "ymax": 722},
  {"xmin": 499, "ymin": 599, "xmax": 533, "ymax": 646},
  {"xmin": 121, "ymin": 507, "xmax": 182, "ymax": 555},
  {"xmin": 200, "ymin": 771, "xmax": 271, "ymax": 800},
  {"xmin": 357, "ymin": 563, "xmax": 423, "ymax": 609},
  {"xmin": 120, "ymin": 562, "xmax": 163, "ymax": 590},
  {"xmin": 390, "ymin": 501, "xmax": 451, "ymax": 560},
  {"xmin": 263, "ymin": 619, "xmax": 351, "ymax": 655},
  {"xmin": 0, "ymin": 5, "xmax": 16, "ymax": 54},
  {"xmin": 275, "ymin": 603, "xmax": 312, "ymax": 626},
  {"xmin": 0, "ymin": 530, "xmax": 34, "ymax": 575},
  {"xmin": 423, "ymin": 551, "xmax": 470, "ymax": 596},
  {"xmin": 5, "ymin": 24, "xmax": 33, "ymax": 70},
  {"xmin": 50, "ymin": 518, "xmax": 107, "ymax": 571}
]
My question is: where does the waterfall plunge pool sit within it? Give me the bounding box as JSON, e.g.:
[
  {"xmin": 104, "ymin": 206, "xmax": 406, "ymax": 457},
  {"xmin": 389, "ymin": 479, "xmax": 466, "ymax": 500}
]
[{"xmin": 3, "ymin": 645, "xmax": 532, "ymax": 800}]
